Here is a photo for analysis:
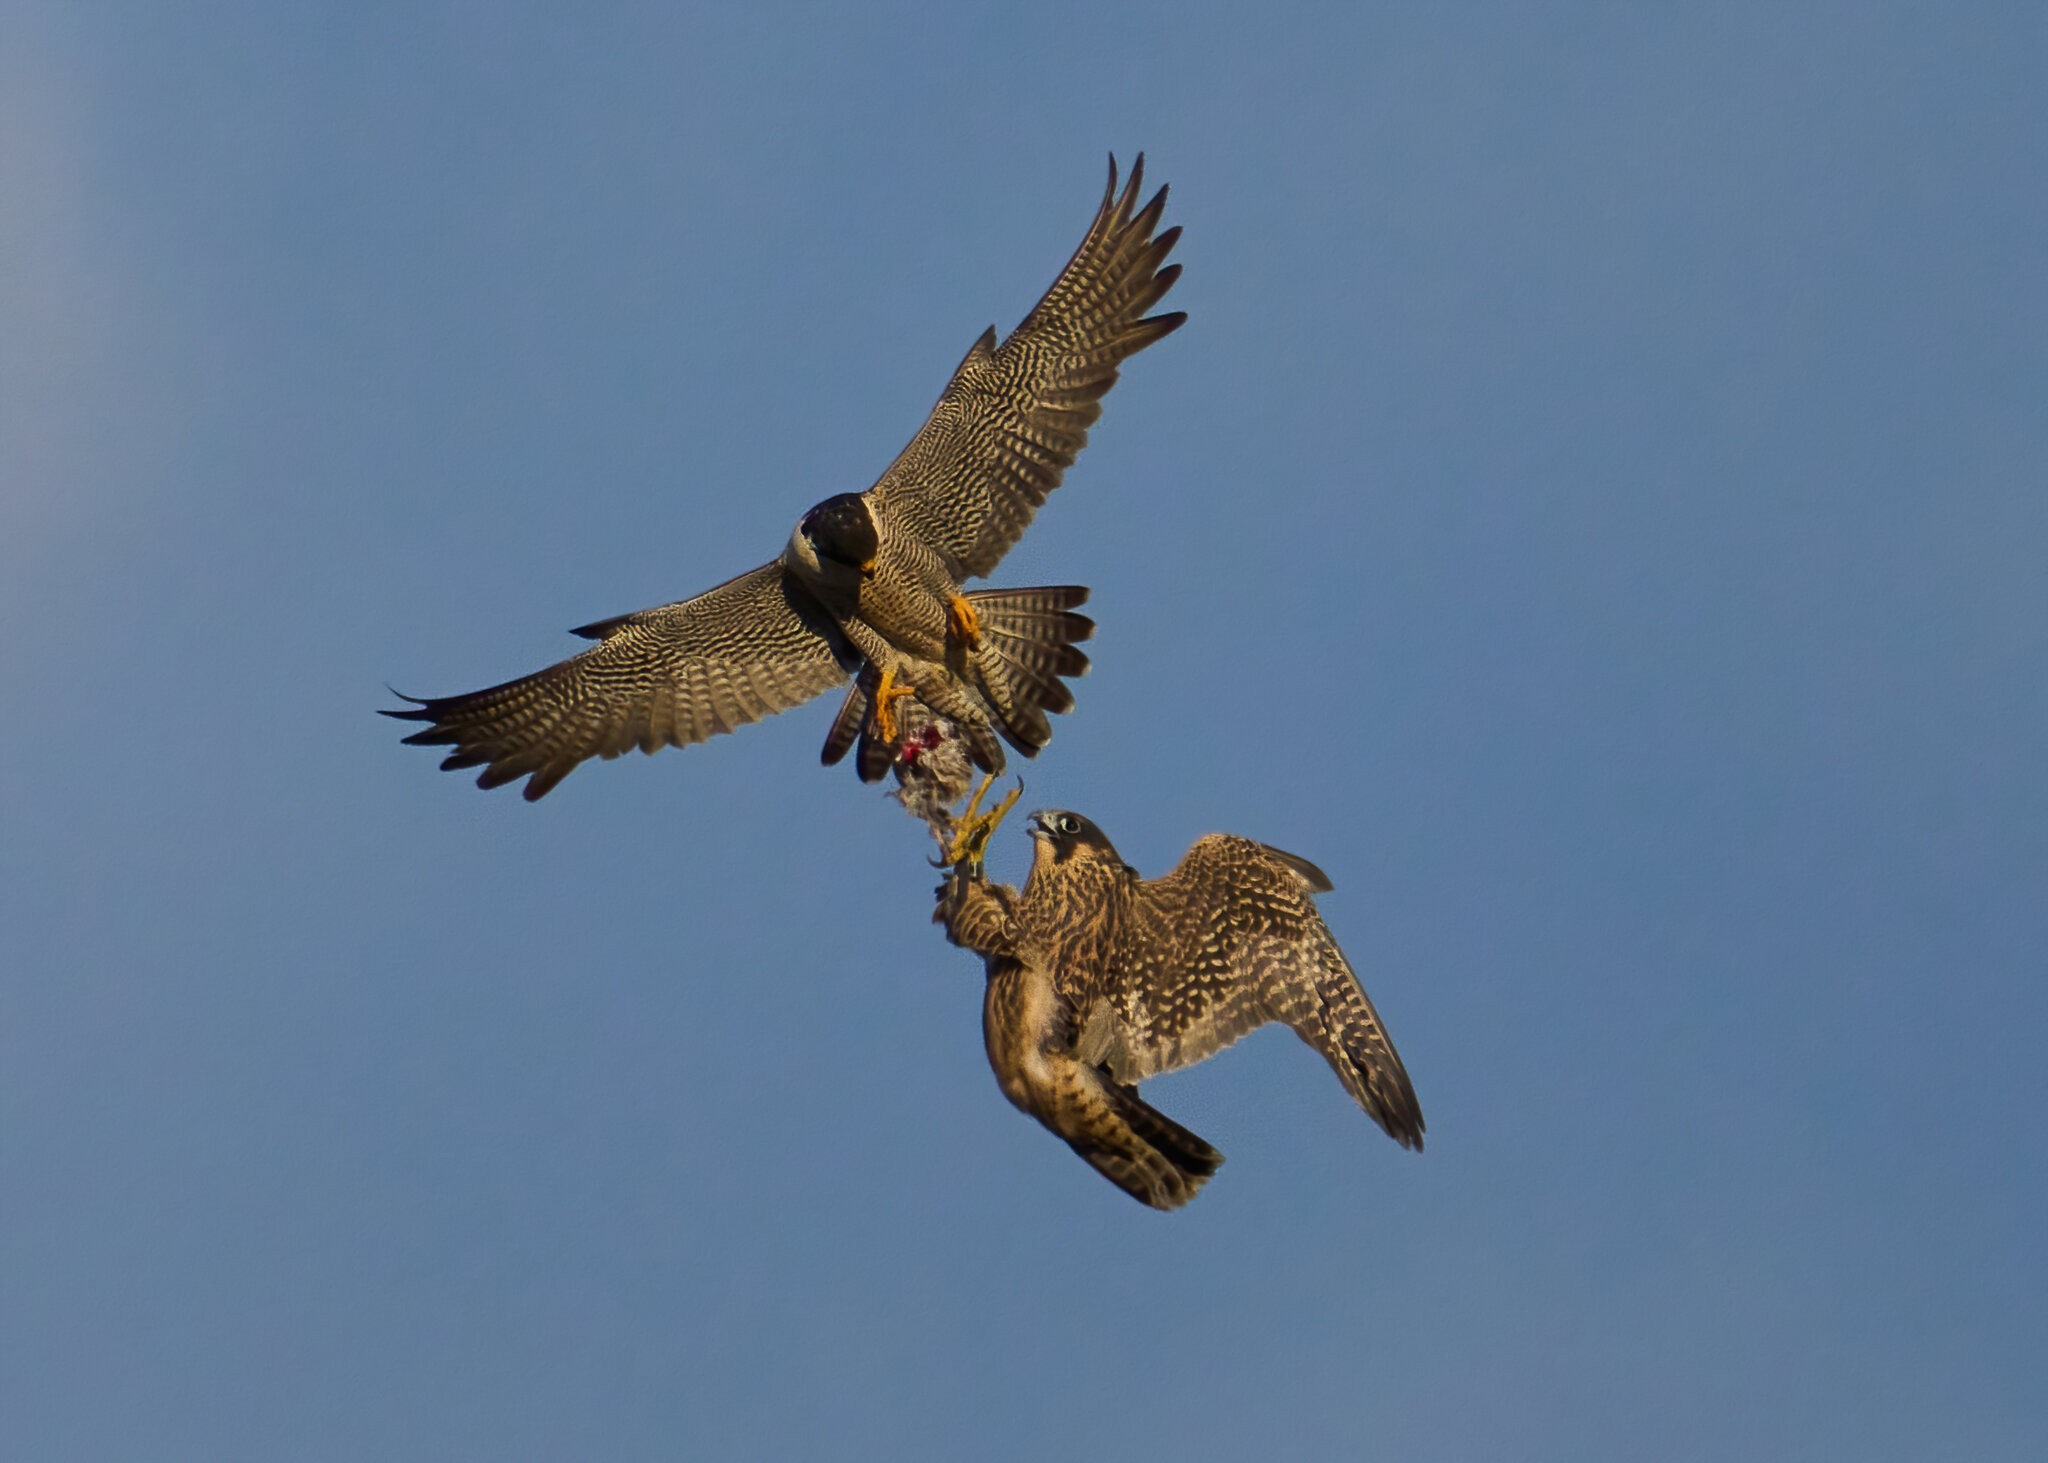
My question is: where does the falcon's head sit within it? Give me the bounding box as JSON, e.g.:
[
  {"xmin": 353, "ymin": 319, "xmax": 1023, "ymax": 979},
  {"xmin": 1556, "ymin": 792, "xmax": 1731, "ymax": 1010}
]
[
  {"xmin": 786, "ymin": 493, "xmax": 880, "ymax": 588},
  {"xmin": 1027, "ymin": 809, "xmax": 1125, "ymax": 871}
]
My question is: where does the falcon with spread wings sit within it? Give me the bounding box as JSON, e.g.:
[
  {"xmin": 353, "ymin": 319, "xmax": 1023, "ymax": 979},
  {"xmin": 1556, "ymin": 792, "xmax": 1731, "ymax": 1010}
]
[
  {"xmin": 936, "ymin": 800, "xmax": 1425, "ymax": 1210},
  {"xmin": 387, "ymin": 157, "xmax": 1183, "ymax": 800}
]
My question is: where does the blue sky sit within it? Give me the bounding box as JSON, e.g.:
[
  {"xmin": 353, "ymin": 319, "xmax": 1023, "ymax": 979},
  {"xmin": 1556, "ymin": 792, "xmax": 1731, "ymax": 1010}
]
[{"xmin": 4, "ymin": 4, "xmax": 2043, "ymax": 1459}]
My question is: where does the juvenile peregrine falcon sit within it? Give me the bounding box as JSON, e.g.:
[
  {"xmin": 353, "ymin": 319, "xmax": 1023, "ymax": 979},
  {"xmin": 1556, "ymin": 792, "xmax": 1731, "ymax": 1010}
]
[
  {"xmin": 936, "ymin": 803, "xmax": 1425, "ymax": 1211},
  {"xmin": 386, "ymin": 157, "xmax": 1183, "ymax": 800}
]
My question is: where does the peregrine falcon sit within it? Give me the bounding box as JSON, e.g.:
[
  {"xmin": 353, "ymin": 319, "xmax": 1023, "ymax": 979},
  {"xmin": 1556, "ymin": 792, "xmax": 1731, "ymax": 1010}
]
[
  {"xmin": 936, "ymin": 801, "xmax": 1425, "ymax": 1210},
  {"xmin": 385, "ymin": 157, "xmax": 1183, "ymax": 800}
]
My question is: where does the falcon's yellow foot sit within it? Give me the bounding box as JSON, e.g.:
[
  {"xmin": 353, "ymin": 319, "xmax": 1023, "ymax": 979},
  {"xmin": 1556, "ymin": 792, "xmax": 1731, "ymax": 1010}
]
[
  {"xmin": 941, "ymin": 773, "xmax": 1022, "ymax": 875},
  {"xmin": 869, "ymin": 665, "xmax": 919, "ymax": 746},
  {"xmin": 946, "ymin": 593, "xmax": 983, "ymax": 651}
]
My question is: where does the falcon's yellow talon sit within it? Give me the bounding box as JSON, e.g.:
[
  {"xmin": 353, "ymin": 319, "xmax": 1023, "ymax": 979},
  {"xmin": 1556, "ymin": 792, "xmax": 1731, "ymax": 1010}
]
[
  {"xmin": 943, "ymin": 773, "xmax": 1022, "ymax": 874},
  {"xmin": 870, "ymin": 665, "xmax": 918, "ymax": 746},
  {"xmin": 947, "ymin": 594, "xmax": 983, "ymax": 651}
]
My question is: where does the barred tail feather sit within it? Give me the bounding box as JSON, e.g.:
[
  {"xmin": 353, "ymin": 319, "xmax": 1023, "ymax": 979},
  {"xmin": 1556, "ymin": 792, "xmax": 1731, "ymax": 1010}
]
[
  {"xmin": 969, "ymin": 585, "xmax": 1094, "ymax": 759},
  {"xmin": 817, "ymin": 586, "xmax": 1093, "ymax": 783},
  {"xmin": 1077, "ymin": 1074, "xmax": 1225, "ymax": 1211}
]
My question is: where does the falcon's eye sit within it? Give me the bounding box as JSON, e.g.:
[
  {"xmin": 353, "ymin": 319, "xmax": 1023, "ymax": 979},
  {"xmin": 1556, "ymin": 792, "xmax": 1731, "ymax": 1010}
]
[{"xmin": 1054, "ymin": 814, "xmax": 1081, "ymax": 836}]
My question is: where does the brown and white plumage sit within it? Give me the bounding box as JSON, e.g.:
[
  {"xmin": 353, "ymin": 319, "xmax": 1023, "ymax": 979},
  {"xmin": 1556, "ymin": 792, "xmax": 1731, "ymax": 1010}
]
[
  {"xmin": 820, "ymin": 585, "xmax": 1097, "ymax": 783},
  {"xmin": 937, "ymin": 811, "xmax": 1424, "ymax": 1210},
  {"xmin": 387, "ymin": 156, "xmax": 1182, "ymax": 800}
]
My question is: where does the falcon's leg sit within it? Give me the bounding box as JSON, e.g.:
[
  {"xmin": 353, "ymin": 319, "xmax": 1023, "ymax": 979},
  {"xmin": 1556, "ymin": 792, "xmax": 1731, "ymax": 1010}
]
[
  {"xmin": 940, "ymin": 773, "xmax": 1021, "ymax": 875},
  {"xmin": 869, "ymin": 665, "xmax": 919, "ymax": 746},
  {"xmin": 933, "ymin": 868, "xmax": 1018, "ymax": 955},
  {"xmin": 946, "ymin": 593, "xmax": 983, "ymax": 651},
  {"xmin": 983, "ymin": 966, "xmax": 1224, "ymax": 1211}
]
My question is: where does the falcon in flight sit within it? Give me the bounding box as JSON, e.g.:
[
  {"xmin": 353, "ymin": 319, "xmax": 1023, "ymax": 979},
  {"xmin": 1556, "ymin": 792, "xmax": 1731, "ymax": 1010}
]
[
  {"xmin": 936, "ymin": 797, "xmax": 1425, "ymax": 1210},
  {"xmin": 386, "ymin": 157, "xmax": 1183, "ymax": 800}
]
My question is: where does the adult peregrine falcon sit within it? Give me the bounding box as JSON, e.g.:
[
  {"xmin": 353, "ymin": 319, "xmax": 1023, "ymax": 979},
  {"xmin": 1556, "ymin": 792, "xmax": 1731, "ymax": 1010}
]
[
  {"xmin": 386, "ymin": 157, "xmax": 1183, "ymax": 800},
  {"xmin": 936, "ymin": 801, "xmax": 1425, "ymax": 1210}
]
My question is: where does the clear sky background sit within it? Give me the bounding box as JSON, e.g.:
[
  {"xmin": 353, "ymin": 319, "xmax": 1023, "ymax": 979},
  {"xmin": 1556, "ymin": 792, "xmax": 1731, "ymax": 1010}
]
[{"xmin": 4, "ymin": 4, "xmax": 2043, "ymax": 1459}]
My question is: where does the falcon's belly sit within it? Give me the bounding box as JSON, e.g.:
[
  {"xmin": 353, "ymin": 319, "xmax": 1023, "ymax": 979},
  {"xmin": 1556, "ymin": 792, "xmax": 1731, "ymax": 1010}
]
[
  {"xmin": 853, "ymin": 531, "xmax": 963, "ymax": 662},
  {"xmin": 983, "ymin": 955, "xmax": 1067, "ymax": 1121}
]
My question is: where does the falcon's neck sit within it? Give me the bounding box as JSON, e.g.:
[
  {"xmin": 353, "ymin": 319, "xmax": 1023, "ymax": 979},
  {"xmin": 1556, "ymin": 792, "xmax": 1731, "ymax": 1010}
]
[{"xmin": 1021, "ymin": 855, "xmax": 1131, "ymax": 945}]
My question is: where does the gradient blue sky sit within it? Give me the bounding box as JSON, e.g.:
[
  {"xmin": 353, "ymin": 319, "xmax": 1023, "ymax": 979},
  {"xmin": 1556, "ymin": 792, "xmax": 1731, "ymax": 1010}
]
[{"xmin": 4, "ymin": 5, "xmax": 2043, "ymax": 1459}]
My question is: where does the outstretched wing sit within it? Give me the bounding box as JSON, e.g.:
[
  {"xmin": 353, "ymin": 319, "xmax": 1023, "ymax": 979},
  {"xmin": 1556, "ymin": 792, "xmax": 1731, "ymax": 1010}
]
[
  {"xmin": 1088, "ymin": 836, "xmax": 1426, "ymax": 1151},
  {"xmin": 866, "ymin": 154, "xmax": 1185, "ymax": 580},
  {"xmin": 385, "ymin": 563, "xmax": 854, "ymax": 801}
]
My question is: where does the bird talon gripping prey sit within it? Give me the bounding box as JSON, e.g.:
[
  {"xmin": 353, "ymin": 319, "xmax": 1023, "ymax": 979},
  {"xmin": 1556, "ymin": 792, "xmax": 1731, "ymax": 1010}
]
[
  {"xmin": 936, "ymin": 810, "xmax": 1425, "ymax": 1211},
  {"xmin": 386, "ymin": 155, "xmax": 1181, "ymax": 801},
  {"xmin": 868, "ymin": 666, "xmax": 919, "ymax": 747},
  {"xmin": 940, "ymin": 774, "xmax": 1022, "ymax": 874}
]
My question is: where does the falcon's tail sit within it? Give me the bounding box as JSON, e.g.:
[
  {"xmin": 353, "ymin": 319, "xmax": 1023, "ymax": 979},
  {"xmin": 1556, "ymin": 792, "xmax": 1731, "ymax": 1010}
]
[
  {"xmin": 819, "ymin": 586, "xmax": 1092, "ymax": 783},
  {"xmin": 1071, "ymin": 1072, "xmax": 1225, "ymax": 1212},
  {"xmin": 965, "ymin": 585, "xmax": 1094, "ymax": 761}
]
